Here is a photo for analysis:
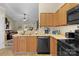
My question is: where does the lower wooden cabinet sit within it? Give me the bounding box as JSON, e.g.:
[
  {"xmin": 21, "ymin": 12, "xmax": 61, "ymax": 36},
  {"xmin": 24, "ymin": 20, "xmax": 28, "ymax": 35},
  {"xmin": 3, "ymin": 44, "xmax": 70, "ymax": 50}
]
[
  {"xmin": 18, "ymin": 36, "xmax": 28, "ymax": 53},
  {"xmin": 13, "ymin": 36, "xmax": 37, "ymax": 54},
  {"xmin": 50, "ymin": 37, "xmax": 57, "ymax": 56},
  {"xmin": 13, "ymin": 35, "xmax": 58, "ymax": 55},
  {"xmin": 29, "ymin": 36, "xmax": 37, "ymax": 53}
]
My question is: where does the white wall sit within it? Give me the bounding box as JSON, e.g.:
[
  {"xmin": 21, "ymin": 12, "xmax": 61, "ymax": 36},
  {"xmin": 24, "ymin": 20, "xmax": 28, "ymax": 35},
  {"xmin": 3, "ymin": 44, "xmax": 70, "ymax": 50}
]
[
  {"xmin": 0, "ymin": 7, "xmax": 5, "ymax": 49},
  {"xmin": 40, "ymin": 24, "xmax": 79, "ymax": 35},
  {"xmin": 39, "ymin": 3, "xmax": 64, "ymax": 13},
  {"xmin": 51, "ymin": 25, "xmax": 79, "ymax": 34},
  {"xmin": 13, "ymin": 20, "xmax": 38, "ymax": 31}
]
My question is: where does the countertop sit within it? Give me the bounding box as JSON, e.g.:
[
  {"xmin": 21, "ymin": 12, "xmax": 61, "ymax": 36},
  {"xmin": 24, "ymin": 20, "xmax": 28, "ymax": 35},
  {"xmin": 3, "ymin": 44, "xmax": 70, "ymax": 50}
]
[{"xmin": 13, "ymin": 34, "xmax": 74, "ymax": 40}]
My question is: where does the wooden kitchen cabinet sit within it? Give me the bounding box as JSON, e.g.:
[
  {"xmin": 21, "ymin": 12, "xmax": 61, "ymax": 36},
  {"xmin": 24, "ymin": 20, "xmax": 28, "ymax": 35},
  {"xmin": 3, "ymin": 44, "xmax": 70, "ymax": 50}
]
[
  {"xmin": 13, "ymin": 36, "xmax": 37, "ymax": 54},
  {"xmin": 40, "ymin": 3, "xmax": 78, "ymax": 27},
  {"xmin": 53, "ymin": 13, "xmax": 59, "ymax": 26},
  {"xmin": 40, "ymin": 13, "xmax": 47, "ymax": 27},
  {"xmin": 19, "ymin": 36, "xmax": 28, "ymax": 53},
  {"xmin": 57, "ymin": 4, "xmax": 68, "ymax": 26},
  {"xmin": 50, "ymin": 37, "xmax": 57, "ymax": 56},
  {"xmin": 13, "ymin": 36, "xmax": 29, "ymax": 53},
  {"xmin": 29, "ymin": 36, "xmax": 37, "ymax": 53},
  {"xmin": 47, "ymin": 13, "xmax": 54, "ymax": 27},
  {"xmin": 13, "ymin": 36, "xmax": 19, "ymax": 53},
  {"xmin": 40, "ymin": 13, "xmax": 54, "ymax": 27},
  {"xmin": 56, "ymin": 3, "xmax": 78, "ymax": 26},
  {"xmin": 57, "ymin": 7, "xmax": 67, "ymax": 26},
  {"xmin": 40, "ymin": 13, "xmax": 63, "ymax": 27}
]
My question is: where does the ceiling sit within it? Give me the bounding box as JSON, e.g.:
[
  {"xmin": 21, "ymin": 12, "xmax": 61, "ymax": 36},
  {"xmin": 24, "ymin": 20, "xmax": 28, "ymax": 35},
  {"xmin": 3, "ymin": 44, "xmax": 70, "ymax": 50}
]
[
  {"xmin": 0, "ymin": 3, "xmax": 64, "ymax": 22},
  {"xmin": 0, "ymin": 3, "xmax": 39, "ymax": 22}
]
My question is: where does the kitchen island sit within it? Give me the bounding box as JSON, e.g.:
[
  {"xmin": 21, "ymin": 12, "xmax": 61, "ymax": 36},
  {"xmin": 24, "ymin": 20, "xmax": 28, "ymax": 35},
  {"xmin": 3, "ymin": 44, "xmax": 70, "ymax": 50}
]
[
  {"xmin": 12, "ymin": 34, "xmax": 70, "ymax": 56},
  {"xmin": 13, "ymin": 35, "xmax": 37, "ymax": 54}
]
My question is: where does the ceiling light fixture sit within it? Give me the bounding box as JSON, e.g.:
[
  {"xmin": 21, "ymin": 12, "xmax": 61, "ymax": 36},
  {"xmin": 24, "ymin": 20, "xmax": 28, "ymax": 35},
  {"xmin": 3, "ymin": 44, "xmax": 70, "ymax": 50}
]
[
  {"xmin": 23, "ymin": 13, "xmax": 27, "ymax": 21},
  {"xmin": 23, "ymin": 19, "xmax": 26, "ymax": 21}
]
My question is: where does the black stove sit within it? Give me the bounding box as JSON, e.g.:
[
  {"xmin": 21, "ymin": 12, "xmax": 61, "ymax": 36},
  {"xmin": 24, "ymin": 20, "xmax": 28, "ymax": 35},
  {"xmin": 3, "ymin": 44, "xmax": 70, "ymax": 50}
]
[{"xmin": 57, "ymin": 38, "xmax": 79, "ymax": 56}]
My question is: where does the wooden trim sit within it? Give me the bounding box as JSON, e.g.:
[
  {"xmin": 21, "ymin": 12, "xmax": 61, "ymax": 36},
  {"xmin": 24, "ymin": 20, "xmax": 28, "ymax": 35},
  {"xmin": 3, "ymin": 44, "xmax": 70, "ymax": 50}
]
[{"xmin": 54, "ymin": 24, "xmax": 67, "ymax": 27}]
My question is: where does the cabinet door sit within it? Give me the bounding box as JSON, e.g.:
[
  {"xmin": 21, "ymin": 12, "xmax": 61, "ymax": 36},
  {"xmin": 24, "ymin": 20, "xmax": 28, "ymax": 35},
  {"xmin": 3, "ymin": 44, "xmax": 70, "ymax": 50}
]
[
  {"xmin": 40, "ymin": 13, "xmax": 55, "ymax": 27},
  {"xmin": 29, "ymin": 36, "xmax": 37, "ymax": 53},
  {"xmin": 50, "ymin": 37, "xmax": 57, "ymax": 56},
  {"xmin": 58, "ymin": 8, "xmax": 67, "ymax": 26},
  {"xmin": 57, "ymin": 4, "xmax": 68, "ymax": 26},
  {"xmin": 13, "ymin": 36, "xmax": 37, "ymax": 54},
  {"xmin": 18, "ymin": 36, "xmax": 28, "ymax": 53},
  {"xmin": 46, "ymin": 13, "xmax": 54, "ymax": 27},
  {"xmin": 50, "ymin": 13, "xmax": 55, "ymax": 27},
  {"xmin": 53, "ymin": 13, "xmax": 58, "ymax": 26},
  {"xmin": 46, "ymin": 13, "xmax": 50, "ymax": 26},
  {"xmin": 40, "ymin": 13, "xmax": 47, "ymax": 27},
  {"xmin": 13, "ymin": 36, "xmax": 19, "ymax": 53},
  {"xmin": 13, "ymin": 36, "xmax": 29, "ymax": 54}
]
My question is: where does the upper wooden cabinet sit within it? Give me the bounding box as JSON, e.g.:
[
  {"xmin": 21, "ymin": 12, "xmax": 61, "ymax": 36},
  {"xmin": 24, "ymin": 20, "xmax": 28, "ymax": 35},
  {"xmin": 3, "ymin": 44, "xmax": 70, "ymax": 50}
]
[
  {"xmin": 53, "ymin": 13, "xmax": 59, "ymax": 26},
  {"xmin": 40, "ymin": 13, "xmax": 47, "ymax": 27},
  {"xmin": 56, "ymin": 3, "xmax": 78, "ymax": 26},
  {"xmin": 40, "ymin": 13, "xmax": 55, "ymax": 27},
  {"xmin": 40, "ymin": 3, "xmax": 78, "ymax": 27},
  {"xmin": 57, "ymin": 6, "xmax": 67, "ymax": 26}
]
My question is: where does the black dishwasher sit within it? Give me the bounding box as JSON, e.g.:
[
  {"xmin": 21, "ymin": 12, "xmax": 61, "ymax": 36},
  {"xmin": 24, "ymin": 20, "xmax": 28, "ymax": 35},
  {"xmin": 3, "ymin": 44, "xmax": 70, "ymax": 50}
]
[{"xmin": 37, "ymin": 36, "xmax": 50, "ymax": 54}]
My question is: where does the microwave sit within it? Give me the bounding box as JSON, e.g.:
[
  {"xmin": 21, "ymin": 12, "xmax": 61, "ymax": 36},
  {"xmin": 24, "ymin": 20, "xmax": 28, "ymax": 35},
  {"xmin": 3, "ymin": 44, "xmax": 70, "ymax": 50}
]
[{"xmin": 67, "ymin": 4, "xmax": 79, "ymax": 25}]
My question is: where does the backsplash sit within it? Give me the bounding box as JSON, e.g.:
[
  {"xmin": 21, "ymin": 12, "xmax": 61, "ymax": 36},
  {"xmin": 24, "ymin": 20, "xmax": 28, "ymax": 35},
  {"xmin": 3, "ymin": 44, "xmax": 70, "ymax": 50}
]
[
  {"xmin": 40, "ymin": 24, "xmax": 79, "ymax": 35},
  {"xmin": 52, "ymin": 25, "xmax": 79, "ymax": 34}
]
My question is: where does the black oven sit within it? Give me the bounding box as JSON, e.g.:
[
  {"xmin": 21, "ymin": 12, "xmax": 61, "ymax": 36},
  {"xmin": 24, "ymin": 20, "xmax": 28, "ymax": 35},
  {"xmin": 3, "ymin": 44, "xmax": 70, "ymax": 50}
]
[
  {"xmin": 74, "ymin": 30, "xmax": 79, "ymax": 48},
  {"xmin": 57, "ymin": 39, "xmax": 79, "ymax": 56}
]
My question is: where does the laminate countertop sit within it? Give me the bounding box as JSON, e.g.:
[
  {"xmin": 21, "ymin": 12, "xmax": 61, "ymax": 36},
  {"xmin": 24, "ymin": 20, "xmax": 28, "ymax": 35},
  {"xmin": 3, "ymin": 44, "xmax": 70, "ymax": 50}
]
[{"xmin": 13, "ymin": 34, "xmax": 74, "ymax": 40}]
